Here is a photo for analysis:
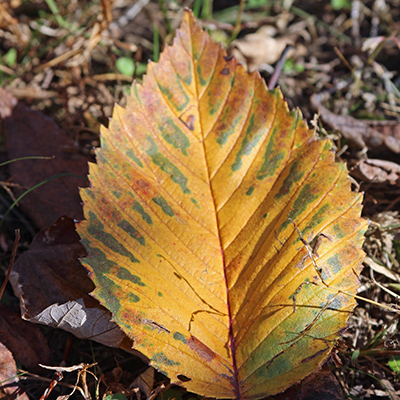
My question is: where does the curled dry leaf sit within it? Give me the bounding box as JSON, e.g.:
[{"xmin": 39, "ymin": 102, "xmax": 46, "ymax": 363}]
[
  {"xmin": 77, "ymin": 11, "xmax": 367, "ymax": 399},
  {"xmin": 132, "ymin": 367, "xmax": 155, "ymax": 398},
  {"xmin": 229, "ymin": 26, "xmax": 295, "ymax": 72},
  {"xmin": 352, "ymin": 159, "xmax": 400, "ymax": 185},
  {"xmin": 364, "ymin": 257, "xmax": 400, "ymax": 282},
  {"xmin": 311, "ymin": 93, "xmax": 400, "ymax": 154}
]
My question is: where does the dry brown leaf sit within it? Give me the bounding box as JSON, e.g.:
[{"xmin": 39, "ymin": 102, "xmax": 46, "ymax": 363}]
[
  {"xmin": 10, "ymin": 216, "xmax": 135, "ymax": 351},
  {"xmin": 229, "ymin": 26, "xmax": 295, "ymax": 72},
  {"xmin": 131, "ymin": 367, "xmax": 155, "ymax": 398},
  {"xmin": 352, "ymin": 159, "xmax": 400, "ymax": 185},
  {"xmin": 0, "ymin": 305, "xmax": 52, "ymax": 373},
  {"xmin": 364, "ymin": 256, "xmax": 400, "ymax": 282},
  {"xmin": 0, "ymin": 342, "xmax": 29, "ymax": 400},
  {"xmin": 4, "ymin": 102, "xmax": 89, "ymax": 229},
  {"xmin": 271, "ymin": 369, "xmax": 344, "ymax": 400},
  {"xmin": 311, "ymin": 93, "xmax": 400, "ymax": 153}
]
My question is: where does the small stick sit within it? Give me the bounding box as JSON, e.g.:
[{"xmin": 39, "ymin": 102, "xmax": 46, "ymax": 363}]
[
  {"xmin": 39, "ymin": 371, "xmax": 63, "ymax": 400},
  {"xmin": 289, "ymin": 218, "xmax": 329, "ymax": 286},
  {"xmin": 230, "ymin": 0, "xmax": 247, "ymax": 42},
  {"xmin": 0, "ymin": 229, "xmax": 20, "ymax": 301},
  {"xmin": 268, "ymin": 44, "xmax": 293, "ymax": 89}
]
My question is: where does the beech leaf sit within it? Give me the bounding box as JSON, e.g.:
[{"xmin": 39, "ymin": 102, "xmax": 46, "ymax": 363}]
[{"xmin": 77, "ymin": 11, "xmax": 367, "ymax": 399}]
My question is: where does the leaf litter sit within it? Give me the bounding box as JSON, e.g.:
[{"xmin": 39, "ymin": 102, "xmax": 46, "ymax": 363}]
[{"xmin": 0, "ymin": 0, "xmax": 400, "ymax": 399}]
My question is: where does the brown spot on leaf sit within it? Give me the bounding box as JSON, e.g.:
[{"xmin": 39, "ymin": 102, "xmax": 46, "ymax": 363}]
[
  {"xmin": 142, "ymin": 319, "xmax": 171, "ymax": 334},
  {"xmin": 187, "ymin": 336, "xmax": 216, "ymax": 362},
  {"xmin": 177, "ymin": 374, "xmax": 191, "ymax": 382},
  {"xmin": 220, "ymin": 67, "xmax": 230, "ymax": 75},
  {"xmin": 180, "ymin": 114, "xmax": 195, "ymax": 131},
  {"xmin": 301, "ymin": 347, "xmax": 328, "ymax": 364},
  {"xmin": 136, "ymin": 179, "xmax": 151, "ymax": 195}
]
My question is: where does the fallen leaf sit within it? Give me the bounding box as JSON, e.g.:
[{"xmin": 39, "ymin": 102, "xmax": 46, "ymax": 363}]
[
  {"xmin": 229, "ymin": 26, "xmax": 295, "ymax": 72},
  {"xmin": 77, "ymin": 11, "xmax": 367, "ymax": 399},
  {"xmin": 364, "ymin": 256, "xmax": 400, "ymax": 282},
  {"xmin": 0, "ymin": 304, "xmax": 52, "ymax": 373},
  {"xmin": 352, "ymin": 159, "xmax": 400, "ymax": 185},
  {"xmin": 0, "ymin": 342, "xmax": 29, "ymax": 400},
  {"xmin": 311, "ymin": 93, "xmax": 400, "ymax": 154},
  {"xmin": 362, "ymin": 35, "xmax": 400, "ymax": 54},
  {"xmin": 131, "ymin": 367, "xmax": 155, "ymax": 398},
  {"xmin": 9, "ymin": 216, "xmax": 134, "ymax": 351},
  {"xmin": 273, "ymin": 369, "xmax": 344, "ymax": 400},
  {"xmin": 3, "ymin": 102, "xmax": 89, "ymax": 229}
]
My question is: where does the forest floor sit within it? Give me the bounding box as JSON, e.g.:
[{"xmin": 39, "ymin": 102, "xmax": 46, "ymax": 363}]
[{"xmin": 0, "ymin": 0, "xmax": 400, "ymax": 399}]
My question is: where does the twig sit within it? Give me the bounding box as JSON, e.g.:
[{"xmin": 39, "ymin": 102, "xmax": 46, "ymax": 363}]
[
  {"xmin": 230, "ymin": 0, "xmax": 247, "ymax": 42},
  {"xmin": 268, "ymin": 44, "xmax": 292, "ymax": 89},
  {"xmin": 0, "ymin": 229, "xmax": 20, "ymax": 301}
]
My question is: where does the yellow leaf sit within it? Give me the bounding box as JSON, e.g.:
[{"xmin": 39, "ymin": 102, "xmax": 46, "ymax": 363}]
[{"xmin": 77, "ymin": 10, "xmax": 367, "ymax": 399}]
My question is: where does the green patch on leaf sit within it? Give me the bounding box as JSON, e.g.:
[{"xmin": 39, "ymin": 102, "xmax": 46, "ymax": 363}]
[
  {"xmin": 160, "ymin": 117, "xmax": 190, "ymax": 156},
  {"xmin": 152, "ymin": 352, "xmax": 180, "ymax": 366},
  {"xmin": 128, "ymin": 293, "xmax": 140, "ymax": 302},
  {"xmin": 118, "ymin": 219, "xmax": 146, "ymax": 246},
  {"xmin": 112, "ymin": 190, "xmax": 122, "ymax": 199},
  {"xmin": 196, "ymin": 64, "xmax": 208, "ymax": 86},
  {"xmin": 232, "ymin": 114, "xmax": 265, "ymax": 172},
  {"xmin": 217, "ymin": 115, "xmax": 242, "ymax": 147},
  {"xmin": 246, "ymin": 186, "xmax": 254, "ymax": 196},
  {"xmin": 126, "ymin": 149, "xmax": 144, "ymax": 168},
  {"xmin": 191, "ymin": 197, "xmax": 200, "ymax": 208},
  {"xmin": 275, "ymin": 160, "xmax": 305, "ymax": 200},
  {"xmin": 173, "ymin": 332, "xmax": 187, "ymax": 344},
  {"xmin": 294, "ymin": 203, "xmax": 330, "ymax": 244},
  {"xmin": 281, "ymin": 184, "xmax": 319, "ymax": 231},
  {"xmin": 257, "ymin": 128, "xmax": 286, "ymax": 180},
  {"xmin": 152, "ymin": 196, "xmax": 175, "ymax": 217},
  {"xmin": 326, "ymin": 254, "xmax": 342, "ymax": 275},
  {"xmin": 158, "ymin": 80, "xmax": 189, "ymax": 111},
  {"xmin": 333, "ymin": 223, "xmax": 345, "ymax": 239},
  {"xmin": 132, "ymin": 200, "xmax": 153, "ymax": 224},
  {"xmin": 117, "ymin": 267, "xmax": 146, "ymax": 286},
  {"xmin": 146, "ymin": 136, "xmax": 191, "ymax": 194},
  {"xmin": 87, "ymin": 211, "xmax": 140, "ymax": 263}
]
